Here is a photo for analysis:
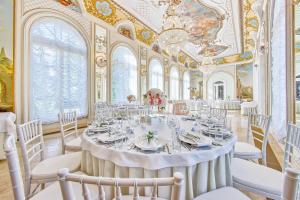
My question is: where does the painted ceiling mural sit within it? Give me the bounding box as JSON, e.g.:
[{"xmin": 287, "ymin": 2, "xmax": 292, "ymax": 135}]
[
  {"xmin": 82, "ymin": 0, "xmax": 258, "ymax": 67},
  {"xmin": 180, "ymin": 0, "xmax": 223, "ymax": 46}
]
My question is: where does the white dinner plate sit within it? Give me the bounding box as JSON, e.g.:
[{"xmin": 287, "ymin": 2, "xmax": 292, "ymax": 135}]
[
  {"xmin": 134, "ymin": 137, "xmax": 168, "ymax": 151},
  {"xmin": 97, "ymin": 133, "xmax": 127, "ymax": 143},
  {"xmin": 89, "ymin": 127, "xmax": 110, "ymax": 133},
  {"xmin": 178, "ymin": 133, "xmax": 212, "ymax": 147}
]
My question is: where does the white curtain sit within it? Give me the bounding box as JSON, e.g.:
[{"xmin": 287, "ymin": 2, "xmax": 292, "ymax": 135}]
[
  {"xmin": 149, "ymin": 59, "xmax": 164, "ymax": 91},
  {"xmin": 183, "ymin": 71, "xmax": 190, "ymax": 100},
  {"xmin": 30, "ymin": 17, "xmax": 88, "ymax": 124},
  {"xmin": 111, "ymin": 46, "xmax": 137, "ymax": 104},
  {"xmin": 170, "ymin": 67, "xmax": 179, "ymax": 100},
  {"xmin": 270, "ymin": 0, "xmax": 286, "ymax": 138}
]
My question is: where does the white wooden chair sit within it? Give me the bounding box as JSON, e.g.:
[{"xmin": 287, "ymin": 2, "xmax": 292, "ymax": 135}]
[
  {"xmin": 58, "ymin": 111, "xmax": 81, "ymax": 154},
  {"xmin": 234, "ymin": 114, "xmax": 271, "ymax": 165},
  {"xmin": 58, "ymin": 168, "xmax": 184, "ymax": 200},
  {"xmin": 4, "ymin": 133, "xmax": 96, "ymax": 200},
  {"xmin": 232, "ymin": 123, "xmax": 300, "ymax": 199},
  {"xmin": 17, "ymin": 119, "xmax": 81, "ymax": 198},
  {"xmin": 173, "ymin": 102, "xmax": 189, "ymax": 115},
  {"xmin": 194, "ymin": 167, "xmax": 300, "ymax": 200}
]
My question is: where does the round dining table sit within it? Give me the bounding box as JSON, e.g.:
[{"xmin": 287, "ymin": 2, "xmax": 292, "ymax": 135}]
[{"xmin": 81, "ymin": 115, "xmax": 237, "ymax": 200}]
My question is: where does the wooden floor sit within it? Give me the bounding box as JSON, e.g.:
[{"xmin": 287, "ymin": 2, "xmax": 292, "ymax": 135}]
[{"xmin": 0, "ymin": 111, "xmax": 276, "ymax": 199}]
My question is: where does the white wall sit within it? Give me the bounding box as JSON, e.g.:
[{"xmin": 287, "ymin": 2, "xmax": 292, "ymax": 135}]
[{"xmin": 205, "ymin": 65, "xmax": 236, "ymax": 100}]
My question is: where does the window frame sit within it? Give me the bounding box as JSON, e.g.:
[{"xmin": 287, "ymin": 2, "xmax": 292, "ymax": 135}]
[
  {"xmin": 28, "ymin": 16, "xmax": 89, "ymax": 124},
  {"xmin": 110, "ymin": 44, "xmax": 138, "ymax": 104}
]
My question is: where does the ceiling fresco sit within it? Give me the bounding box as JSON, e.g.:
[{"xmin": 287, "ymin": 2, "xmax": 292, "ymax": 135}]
[
  {"xmin": 58, "ymin": 0, "xmax": 261, "ymax": 67},
  {"xmin": 179, "ymin": 0, "xmax": 223, "ymax": 45}
]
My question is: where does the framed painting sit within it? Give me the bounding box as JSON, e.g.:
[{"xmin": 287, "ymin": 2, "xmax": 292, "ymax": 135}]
[
  {"xmin": 0, "ymin": 0, "xmax": 14, "ymax": 112},
  {"xmin": 236, "ymin": 63, "xmax": 253, "ymax": 101}
]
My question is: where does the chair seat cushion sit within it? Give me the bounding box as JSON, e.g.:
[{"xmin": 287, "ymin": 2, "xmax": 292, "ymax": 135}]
[
  {"xmin": 232, "ymin": 158, "xmax": 283, "ymax": 196},
  {"xmin": 66, "ymin": 137, "xmax": 82, "ymax": 150},
  {"xmin": 32, "ymin": 152, "xmax": 81, "ymax": 176},
  {"xmin": 31, "ymin": 172, "xmax": 96, "ymax": 200},
  {"xmin": 193, "ymin": 187, "xmax": 251, "ymax": 200},
  {"xmin": 234, "ymin": 142, "xmax": 261, "ymax": 159}
]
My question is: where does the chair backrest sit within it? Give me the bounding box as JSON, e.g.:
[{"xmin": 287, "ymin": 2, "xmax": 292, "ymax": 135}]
[
  {"xmin": 210, "ymin": 108, "xmax": 227, "ymax": 126},
  {"xmin": 173, "ymin": 102, "xmax": 188, "ymax": 115},
  {"xmin": 17, "ymin": 120, "xmax": 45, "ymax": 177},
  {"xmin": 4, "ymin": 132, "xmax": 26, "ymax": 200},
  {"xmin": 282, "ymin": 168, "xmax": 300, "ymax": 200},
  {"xmin": 58, "ymin": 168, "xmax": 184, "ymax": 200},
  {"xmin": 246, "ymin": 106, "xmax": 258, "ymax": 116},
  {"xmin": 284, "ymin": 123, "xmax": 300, "ymax": 171},
  {"xmin": 247, "ymin": 114, "xmax": 271, "ymax": 165},
  {"xmin": 58, "ymin": 111, "xmax": 78, "ymax": 145}
]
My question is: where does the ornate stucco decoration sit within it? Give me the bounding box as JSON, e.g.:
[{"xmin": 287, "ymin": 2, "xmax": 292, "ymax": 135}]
[{"xmin": 84, "ymin": 0, "xmax": 119, "ymax": 25}]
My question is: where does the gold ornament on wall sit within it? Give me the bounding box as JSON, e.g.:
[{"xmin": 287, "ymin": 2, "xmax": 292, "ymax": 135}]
[
  {"xmin": 84, "ymin": 0, "xmax": 119, "ymax": 25},
  {"xmin": 136, "ymin": 28, "xmax": 155, "ymax": 45}
]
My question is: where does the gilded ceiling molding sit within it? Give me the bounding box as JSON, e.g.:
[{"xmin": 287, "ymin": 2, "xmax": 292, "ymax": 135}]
[
  {"xmin": 136, "ymin": 28, "xmax": 156, "ymax": 46},
  {"xmin": 212, "ymin": 51, "xmax": 253, "ymax": 65},
  {"xmin": 243, "ymin": 0, "xmax": 259, "ymax": 52},
  {"xmin": 84, "ymin": 0, "xmax": 119, "ymax": 25}
]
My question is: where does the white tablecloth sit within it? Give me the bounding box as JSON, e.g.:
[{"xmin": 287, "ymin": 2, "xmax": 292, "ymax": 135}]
[
  {"xmin": 212, "ymin": 100, "xmax": 241, "ymax": 110},
  {"xmin": 81, "ymin": 118, "xmax": 236, "ymax": 199},
  {"xmin": 241, "ymin": 101, "xmax": 257, "ymax": 115},
  {"xmin": 0, "ymin": 112, "xmax": 16, "ymax": 160}
]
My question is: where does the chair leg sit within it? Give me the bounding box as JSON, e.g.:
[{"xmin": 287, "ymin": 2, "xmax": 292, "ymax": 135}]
[
  {"xmin": 41, "ymin": 183, "xmax": 45, "ymax": 190},
  {"xmin": 25, "ymin": 177, "xmax": 31, "ymax": 199}
]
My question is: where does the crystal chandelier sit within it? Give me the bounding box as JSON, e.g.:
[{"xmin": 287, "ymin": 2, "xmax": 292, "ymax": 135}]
[{"xmin": 157, "ymin": 1, "xmax": 189, "ymax": 56}]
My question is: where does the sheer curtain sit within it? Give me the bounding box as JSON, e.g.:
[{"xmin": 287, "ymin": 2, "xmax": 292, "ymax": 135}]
[
  {"xmin": 170, "ymin": 67, "xmax": 179, "ymax": 100},
  {"xmin": 183, "ymin": 71, "xmax": 190, "ymax": 100},
  {"xmin": 111, "ymin": 46, "xmax": 137, "ymax": 104},
  {"xmin": 270, "ymin": 0, "xmax": 286, "ymax": 138},
  {"xmin": 30, "ymin": 17, "xmax": 88, "ymax": 124},
  {"xmin": 149, "ymin": 59, "xmax": 164, "ymax": 91}
]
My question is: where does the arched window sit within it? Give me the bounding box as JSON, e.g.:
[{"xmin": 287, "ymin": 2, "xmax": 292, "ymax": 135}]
[
  {"xmin": 170, "ymin": 67, "xmax": 179, "ymax": 100},
  {"xmin": 30, "ymin": 17, "xmax": 88, "ymax": 123},
  {"xmin": 149, "ymin": 59, "xmax": 164, "ymax": 90},
  {"xmin": 183, "ymin": 71, "xmax": 190, "ymax": 100},
  {"xmin": 111, "ymin": 46, "xmax": 137, "ymax": 104}
]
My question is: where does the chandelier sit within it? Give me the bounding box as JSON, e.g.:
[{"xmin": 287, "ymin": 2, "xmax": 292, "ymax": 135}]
[{"xmin": 157, "ymin": 1, "xmax": 190, "ymax": 56}]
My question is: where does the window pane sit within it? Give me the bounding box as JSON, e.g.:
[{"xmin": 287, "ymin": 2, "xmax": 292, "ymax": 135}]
[
  {"xmin": 30, "ymin": 18, "xmax": 88, "ymax": 123},
  {"xmin": 170, "ymin": 67, "xmax": 179, "ymax": 100},
  {"xmin": 149, "ymin": 59, "xmax": 163, "ymax": 91},
  {"xmin": 111, "ymin": 46, "xmax": 137, "ymax": 104},
  {"xmin": 183, "ymin": 71, "xmax": 190, "ymax": 100}
]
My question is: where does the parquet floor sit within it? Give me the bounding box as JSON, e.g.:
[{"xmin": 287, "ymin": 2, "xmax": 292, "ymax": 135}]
[{"xmin": 0, "ymin": 111, "xmax": 275, "ymax": 199}]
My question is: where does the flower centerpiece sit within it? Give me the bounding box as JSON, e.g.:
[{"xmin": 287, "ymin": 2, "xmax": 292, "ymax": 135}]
[
  {"xmin": 127, "ymin": 95, "xmax": 136, "ymax": 103},
  {"xmin": 146, "ymin": 131, "xmax": 154, "ymax": 143},
  {"xmin": 143, "ymin": 88, "xmax": 167, "ymax": 112}
]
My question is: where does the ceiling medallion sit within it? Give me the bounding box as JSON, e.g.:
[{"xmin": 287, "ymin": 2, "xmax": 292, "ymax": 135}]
[{"xmin": 157, "ymin": 1, "xmax": 189, "ymax": 56}]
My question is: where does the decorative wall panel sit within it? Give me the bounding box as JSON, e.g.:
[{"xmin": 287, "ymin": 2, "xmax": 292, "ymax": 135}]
[{"xmin": 95, "ymin": 24, "xmax": 107, "ymax": 102}]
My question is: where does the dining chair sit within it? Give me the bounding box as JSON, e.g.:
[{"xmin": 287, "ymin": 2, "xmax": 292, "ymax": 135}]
[
  {"xmin": 58, "ymin": 168, "xmax": 184, "ymax": 200},
  {"xmin": 4, "ymin": 133, "xmax": 96, "ymax": 200},
  {"xmin": 209, "ymin": 108, "xmax": 227, "ymax": 126},
  {"xmin": 231, "ymin": 123, "xmax": 300, "ymax": 199},
  {"xmin": 17, "ymin": 119, "xmax": 81, "ymax": 198},
  {"xmin": 173, "ymin": 102, "xmax": 189, "ymax": 115},
  {"xmin": 58, "ymin": 111, "xmax": 81, "ymax": 154},
  {"xmin": 193, "ymin": 167, "xmax": 300, "ymax": 200},
  {"xmin": 234, "ymin": 114, "xmax": 271, "ymax": 165}
]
